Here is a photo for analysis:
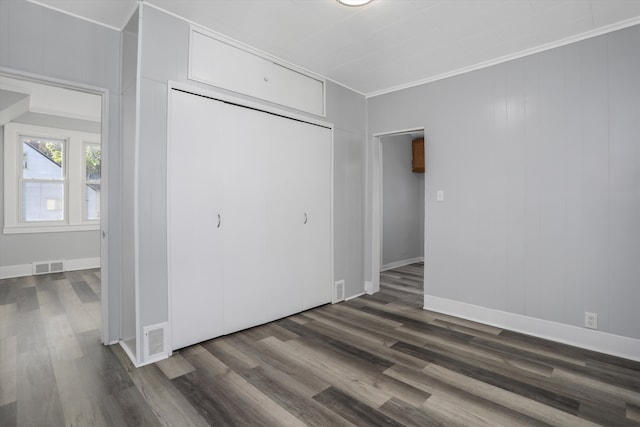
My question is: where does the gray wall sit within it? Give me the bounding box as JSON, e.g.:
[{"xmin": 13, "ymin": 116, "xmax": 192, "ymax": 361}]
[
  {"xmin": 0, "ymin": 0, "xmax": 121, "ymax": 341},
  {"xmin": 120, "ymin": 9, "xmax": 139, "ymax": 345},
  {"xmin": 367, "ymin": 24, "xmax": 640, "ymax": 340},
  {"xmin": 381, "ymin": 135, "xmax": 424, "ymax": 268},
  {"xmin": 0, "ymin": 0, "xmax": 109, "ymax": 268},
  {"xmin": 134, "ymin": 5, "xmax": 366, "ymax": 339}
]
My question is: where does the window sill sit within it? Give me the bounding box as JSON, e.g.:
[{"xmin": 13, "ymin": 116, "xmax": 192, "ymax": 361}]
[{"xmin": 3, "ymin": 223, "xmax": 100, "ymax": 234}]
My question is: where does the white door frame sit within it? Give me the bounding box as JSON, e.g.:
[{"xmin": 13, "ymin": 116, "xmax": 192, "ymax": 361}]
[
  {"xmin": 370, "ymin": 127, "xmax": 424, "ymax": 295},
  {"xmin": 0, "ymin": 67, "xmax": 111, "ymax": 344}
]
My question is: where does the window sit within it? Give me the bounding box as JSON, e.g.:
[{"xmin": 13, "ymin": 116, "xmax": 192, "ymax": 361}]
[
  {"xmin": 20, "ymin": 135, "xmax": 66, "ymax": 222},
  {"xmin": 4, "ymin": 123, "xmax": 100, "ymax": 234}
]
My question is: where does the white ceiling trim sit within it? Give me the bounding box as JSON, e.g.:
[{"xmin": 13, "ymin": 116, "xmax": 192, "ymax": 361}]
[{"xmin": 366, "ymin": 15, "xmax": 640, "ymax": 99}]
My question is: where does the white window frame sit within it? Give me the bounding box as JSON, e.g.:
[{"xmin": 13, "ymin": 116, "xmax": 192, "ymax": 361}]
[{"xmin": 3, "ymin": 122, "xmax": 100, "ymax": 234}]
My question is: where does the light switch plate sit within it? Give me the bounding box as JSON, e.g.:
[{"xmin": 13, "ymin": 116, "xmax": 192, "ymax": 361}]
[{"xmin": 437, "ymin": 190, "xmax": 444, "ymax": 202}]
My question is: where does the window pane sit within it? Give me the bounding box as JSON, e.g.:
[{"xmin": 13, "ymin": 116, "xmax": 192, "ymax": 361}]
[
  {"xmin": 22, "ymin": 181, "xmax": 64, "ymax": 221},
  {"xmin": 86, "ymin": 183, "xmax": 100, "ymax": 220},
  {"xmin": 85, "ymin": 144, "xmax": 101, "ymax": 220},
  {"xmin": 21, "ymin": 136, "xmax": 64, "ymax": 180},
  {"xmin": 85, "ymin": 144, "xmax": 101, "ymax": 181}
]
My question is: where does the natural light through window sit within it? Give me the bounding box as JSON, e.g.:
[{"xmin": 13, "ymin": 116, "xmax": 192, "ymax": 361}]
[
  {"xmin": 21, "ymin": 135, "xmax": 66, "ymax": 222},
  {"xmin": 84, "ymin": 143, "xmax": 101, "ymax": 221},
  {"xmin": 3, "ymin": 123, "xmax": 100, "ymax": 234}
]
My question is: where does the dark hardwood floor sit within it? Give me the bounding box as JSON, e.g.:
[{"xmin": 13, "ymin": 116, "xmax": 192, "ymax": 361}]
[{"xmin": 1, "ymin": 263, "xmax": 640, "ymax": 426}]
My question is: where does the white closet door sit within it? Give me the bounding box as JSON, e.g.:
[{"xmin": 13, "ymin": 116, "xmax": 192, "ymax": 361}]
[
  {"xmin": 221, "ymin": 104, "xmax": 273, "ymax": 334},
  {"xmin": 168, "ymin": 90, "xmax": 226, "ymax": 350},
  {"xmin": 263, "ymin": 115, "xmax": 308, "ymax": 316},
  {"xmin": 222, "ymin": 105, "xmax": 332, "ymax": 333},
  {"xmin": 300, "ymin": 125, "xmax": 332, "ymax": 309},
  {"xmin": 264, "ymin": 115, "xmax": 332, "ymax": 312}
]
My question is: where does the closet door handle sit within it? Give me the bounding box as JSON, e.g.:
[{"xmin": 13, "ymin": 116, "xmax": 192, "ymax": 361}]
[
  {"xmin": 304, "ymin": 213, "xmax": 308, "ymax": 224},
  {"xmin": 217, "ymin": 214, "xmax": 221, "ymax": 228}
]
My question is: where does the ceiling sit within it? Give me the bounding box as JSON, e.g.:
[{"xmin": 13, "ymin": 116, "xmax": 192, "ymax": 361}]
[
  {"xmin": 28, "ymin": 0, "xmax": 640, "ymax": 96},
  {"xmin": 0, "ymin": 75, "xmax": 102, "ymax": 131}
]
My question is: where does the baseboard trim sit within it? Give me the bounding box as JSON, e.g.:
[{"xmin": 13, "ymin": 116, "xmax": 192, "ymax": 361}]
[
  {"xmin": 0, "ymin": 257, "xmax": 100, "ymax": 280},
  {"xmin": 381, "ymin": 256, "xmax": 424, "ymax": 272},
  {"xmin": 0, "ymin": 264, "xmax": 32, "ymax": 279},
  {"xmin": 65, "ymin": 257, "xmax": 100, "ymax": 272},
  {"xmin": 364, "ymin": 281, "xmax": 374, "ymax": 295},
  {"xmin": 424, "ymin": 295, "xmax": 640, "ymax": 362},
  {"xmin": 346, "ymin": 292, "xmax": 365, "ymax": 301}
]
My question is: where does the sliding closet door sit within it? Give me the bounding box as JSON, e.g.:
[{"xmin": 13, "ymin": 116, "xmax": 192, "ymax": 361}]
[
  {"xmin": 221, "ymin": 104, "xmax": 273, "ymax": 333},
  {"xmin": 267, "ymin": 116, "xmax": 332, "ymax": 310},
  {"xmin": 168, "ymin": 90, "xmax": 226, "ymax": 350},
  {"xmin": 222, "ymin": 105, "xmax": 332, "ymax": 333},
  {"xmin": 300, "ymin": 125, "xmax": 332, "ymax": 309},
  {"xmin": 169, "ymin": 89, "xmax": 332, "ymax": 346}
]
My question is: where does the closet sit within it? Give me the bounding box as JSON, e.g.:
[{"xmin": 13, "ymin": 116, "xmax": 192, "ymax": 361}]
[{"xmin": 168, "ymin": 89, "xmax": 332, "ymax": 350}]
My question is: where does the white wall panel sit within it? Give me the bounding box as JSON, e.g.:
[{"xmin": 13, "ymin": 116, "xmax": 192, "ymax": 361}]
[
  {"xmin": 607, "ymin": 26, "xmax": 640, "ymax": 339},
  {"xmin": 189, "ymin": 29, "xmax": 325, "ymax": 116},
  {"xmin": 367, "ymin": 23, "xmax": 640, "ymax": 343}
]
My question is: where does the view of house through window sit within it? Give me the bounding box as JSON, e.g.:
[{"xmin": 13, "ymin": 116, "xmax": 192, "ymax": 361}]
[
  {"xmin": 21, "ymin": 135, "xmax": 66, "ymax": 222},
  {"xmin": 18, "ymin": 135, "xmax": 102, "ymax": 223},
  {"xmin": 84, "ymin": 143, "xmax": 101, "ymax": 221}
]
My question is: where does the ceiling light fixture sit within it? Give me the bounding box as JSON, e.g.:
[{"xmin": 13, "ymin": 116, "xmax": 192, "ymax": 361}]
[{"xmin": 337, "ymin": 0, "xmax": 373, "ymax": 6}]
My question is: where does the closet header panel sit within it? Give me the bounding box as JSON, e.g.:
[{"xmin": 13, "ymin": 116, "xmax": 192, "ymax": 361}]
[{"xmin": 188, "ymin": 27, "xmax": 325, "ymax": 117}]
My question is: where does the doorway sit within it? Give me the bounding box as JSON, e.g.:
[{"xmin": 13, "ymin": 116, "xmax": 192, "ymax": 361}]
[
  {"xmin": 369, "ymin": 128, "xmax": 425, "ymax": 300},
  {"xmin": 0, "ymin": 70, "xmax": 109, "ymax": 343}
]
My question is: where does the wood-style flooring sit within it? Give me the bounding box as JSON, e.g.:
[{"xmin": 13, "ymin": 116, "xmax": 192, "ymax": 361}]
[{"xmin": 1, "ymin": 263, "xmax": 640, "ymax": 426}]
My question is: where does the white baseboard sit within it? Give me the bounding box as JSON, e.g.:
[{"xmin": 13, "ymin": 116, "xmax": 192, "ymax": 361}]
[
  {"xmin": 0, "ymin": 264, "xmax": 32, "ymax": 279},
  {"xmin": 424, "ymin": 294, "xmax": 640, "ymax": 362},
  {"xmin": 0, "ymin": 257, "xmax": 100, "ymax": 280},
  {"xmin": 65, "ymin": 257, "xmax": 100, "ymax": 271},
  {"xmin": 346, "ymin": 291, "xmax": 365, "ymax": 301},
  {"xmin": 364, "ymin": 281, "xmax": 374, "ymax": 295},
  {"xmin": 381, "ymin": 256, "xmax": 424, "ymax": 272}
]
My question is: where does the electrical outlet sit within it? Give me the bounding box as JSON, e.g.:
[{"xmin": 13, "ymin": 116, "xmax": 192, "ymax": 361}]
[{"xmin": 584, "ymin": 312, "xmax": 598, "ymax": 330}]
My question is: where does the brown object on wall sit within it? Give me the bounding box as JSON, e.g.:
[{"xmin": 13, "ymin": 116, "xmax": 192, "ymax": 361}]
[{"xmin": 412, "ymin": 138, "xmax": 424, "ymax": 173}]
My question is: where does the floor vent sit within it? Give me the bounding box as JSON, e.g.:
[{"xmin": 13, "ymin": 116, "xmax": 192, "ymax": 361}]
[
  {"xmin": 334, "ymin": 280, "xmax": 345, "ymax": 303},
  {"xmin": 32, "ymin": 261, "xmax": 65, "ymax": 275},
  {"xmin": 143, "ymin": 323, "xmax": 169, "ymax": 362}
]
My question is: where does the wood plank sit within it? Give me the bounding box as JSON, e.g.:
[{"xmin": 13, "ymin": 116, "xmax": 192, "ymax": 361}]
[
  {"xmin": 15, "ymin": 286, "xmax": 38, "ymax": 312},
  {"xmin": 421, "ymin": 363, "xmax": 601, "ymax": 426},
  {"xmin": 391, "ymin": 340, "xmax": 580, "ymax": 414},
  {"xmin": 156, "ymin": 352, "xmax": 196, "ymax": 380},
  {"xmin": 0, "ymin": 401, "xmax": 17, "ymax": 426},
  {"xmin": 384, "ymin": 364, "xmax": 551, "ymax": 426},
  {"xmin": 379, "ymin": 397, "xmax": 450, "ymax": 427},
  {"xmin": 0, "ymin": 335, "xmax": 17, "ymax": 406},
  {"xmin": 16, "ymin": 349, "xmax": 65, "ymax": 427},
  {"xmin": 177, "ymin": 347, "xmax": 306, "ymax": 426},
  {"xmin": 111, "ymin": 345, "xmax": 209, "ymax": 427},
  {"xmin": 70, "ymin": 281, "xmax": 99, "ymax": 303},
  {"xmin": 0, "ymin": 303, "xmax": 16, "ymax": 341},
  {"xmin": 313, "ymin": 386, "xmax": 404, "ymax": 427},
  {"xmin": 241, "ymin": 366, "xmax": 355, "ymax": 427}
]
